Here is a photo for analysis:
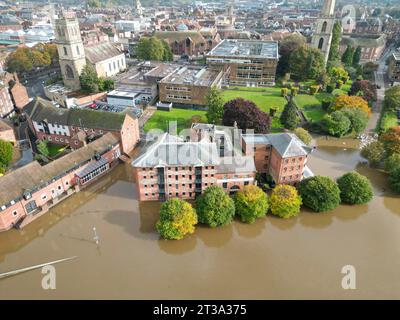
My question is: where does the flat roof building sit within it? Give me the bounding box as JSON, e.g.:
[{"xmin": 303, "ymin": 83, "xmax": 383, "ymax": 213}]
[
  {"xmin": 159, "ymin": 66, "xmax": 227, "ymax": 106},
  {"xmin": 206, "ymin": 39, "xmax": 279, "ymax": 87}
]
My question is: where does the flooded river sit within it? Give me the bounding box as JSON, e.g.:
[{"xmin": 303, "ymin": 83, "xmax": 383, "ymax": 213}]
[{"xmin": 0, "ymin": 137, "xmax": 399, "ymax": 299}]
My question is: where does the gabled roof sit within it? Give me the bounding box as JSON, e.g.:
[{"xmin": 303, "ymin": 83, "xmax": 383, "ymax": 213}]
[
  {"xmin": 26, "ymin": 98, "xmax": 134, "ymax": 131},
  {"xmin": 154, "ymin": 31, "xmax": 206, "ymax": 44},
  {"xmin": 266, "ymin": 133, "xmax": 309, "ymax": 157},
  {"xmin": 85, "ymin": 42, "xmax": 124, "ymax": 65},
  {"xmin": 242, "ymin": 132, "xmax": 312, "ymax": 158},
  {"xmin": 131, "ymin": 133, "xmax": 220, "ymax": 168},
  {"xmin": 0, "ymin": 133, "xmax": 119, "ymax": 206}
]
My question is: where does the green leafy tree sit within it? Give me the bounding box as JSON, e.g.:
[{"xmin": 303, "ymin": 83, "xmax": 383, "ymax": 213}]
[
  {"xmin": 330, "ymin": 66, "xmax": 349, "ymax": 83},
  {"xmin": 379, "ymin": 126, "xmax": 400, "ymax": 156},
  {"xmin": 196, "ymin": 186, "xmax": 235, "ymax": 227},
  {"xmin": 337, "ymin": 172, "xmax": 373, "ymax": 205},
  {"xmin": 341, "ymin": 45, "xmax": 355, "ymax": 67},
  {"xmin": 37, "ymin": 140, "xmax": 50, "ymax": 157},
  {"xmin": 341, "ymin": 107, "xmax": 369, "ymax": 134},
  {"xmin": 156, "ymin": 198, "xmax": 198, "ymax": 240},
  {"xmin": 0, "ymin": 139, "xmax": 13, "ymax": 168},
  {"xmin": 280, "ymin": 99, "xmax": 300, "ymax": 130},
  {"xmin": 384, "ymin": 86, "xmax": 400, "ymax": 112},
  {"xmin": 293, "ymin": 127, "xmax": 312, "ymax": 145},
  {"xmin": 289, "ymin": 45, "xmax": 325, "ymax": 81},
  {"xmin": 361, "ymin": 141, "xmax": 385, "ymax": 167},
  {"xmin": 384, "ymin": 153, "xmax": 400, "ymax": 173},
  {"xmin": 389, "ymin": 167, "xmax": 400, "ymax": 193},
  {"xmin": 205, "ymin": 87, "xmax": 224, "ymax": 124},
  {"xmin": 328, "ymin": 21, "xmax": 342, "ymax": 63},
  {"xmin": 98, "ymin": 78, "xmax": 114, "ymax": 92},
  {"xmin": 270, "ymin": 184, "xmax": 302, "ymax": 218},
  {"xmin": 353, "ymin": 47, "xmax": 362, "ymax": 67},
  {"xmin": 234, "ymin": 185, "xmax": 269, "ymax": 223},
  {"xmin": 136, "ymin": 37, "xmax": 172, "ymax": 61},
  {"xmin": 162, "ymin": 40, "xmax": 173, "ymax": 61},
  {"xmin": 277, "ymin": 34, "xmax": 306, "ymax": 76},
  {"xmin": 320, "ymin": 111, "xmax": 351, "ymax": 137},
  {"xmin": 79, "ymin": 64, "xmax": 99, "ymax": 93},
  {"xmin": 298, "ymin": 176, "xmax": 341, "ymax": 212}
]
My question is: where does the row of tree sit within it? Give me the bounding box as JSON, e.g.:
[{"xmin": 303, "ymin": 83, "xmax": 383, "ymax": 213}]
[
  {"xmin": 361, "ymin": 125, "xmax": 400, "ymax": 193},
  {"xmin": 156, "ymin": 171, "xmax": 374, "ymax": 240},
  {"xmin": 6, "ymin": 43, "xmax": 58, "ymax": 74}
]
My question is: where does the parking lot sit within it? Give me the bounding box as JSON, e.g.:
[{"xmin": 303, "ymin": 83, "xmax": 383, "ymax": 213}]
[{"xmin": 81, "ymin": 100, "xmax": 143, "ymax": 118}]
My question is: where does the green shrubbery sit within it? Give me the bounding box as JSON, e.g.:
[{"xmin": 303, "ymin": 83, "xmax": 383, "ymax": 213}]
[
  {"xmin": 337, "ymin": 172, "xmax": 373, "ymax": 205},
  {"xmin": 298, "ymin": 176, "xmax": 341, "ymax": 212},
  {"xmin": 234, "ymin": 185, "xmax": 269, "ymax": 223}
]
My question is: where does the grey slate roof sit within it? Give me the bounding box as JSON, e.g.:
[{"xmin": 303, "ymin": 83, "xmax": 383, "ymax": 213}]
[
  {"xmin": 217, "ymin": 156, "xmax": 256, "ymax": 174},
  {"xmin": 26, "ymin": 98, "xmax": 133, "ymax": 131},
  {"xmin": 85, "ymin": 42, "xmax": 124, "ymax": 65},
  {"xmin": 131, "ymin": 133, "xmax": 220, "ymax": 168},
  {"xmin": 242, "ymin": 132, "xmax": 312, "ymax": 158}
]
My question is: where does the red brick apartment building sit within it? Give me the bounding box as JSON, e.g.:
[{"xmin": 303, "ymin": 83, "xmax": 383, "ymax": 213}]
[
  {"xmin": 241, "ymin": 133, "xmax": 314, "ymax": 185},
  {"xmin": 131, "ymin": 123, "xmax": 314, "ymax": 201},
  {"xmin": 0, "ymin": 133, "xmax": 120, "ymax": 232},
  {"xmin": 132, "ymin": 132, "xmax": 256, "ymax": 201},
  {"xmin": 25, "ymin": 98, "xmax": 140, "ymax": 154}
]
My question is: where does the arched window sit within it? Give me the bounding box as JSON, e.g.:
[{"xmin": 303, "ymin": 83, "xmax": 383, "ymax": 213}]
[
  {"xmin": 63, "ymin": 46, "xmax": 67, "ymax": 56},
  {"xmin": 76, "ymin": 45, "xmax": 80, "ymax": 55},
  {"xmin": 65, "ymin": 65, "xmax": 74, "ymax": 79},
  {"xmin": 318, "ymin": 38, "xmax": 324, "ymax": 50},
  {"xmin": 321, "ymin": 21, "xmax": 328, "ymax": 33}
]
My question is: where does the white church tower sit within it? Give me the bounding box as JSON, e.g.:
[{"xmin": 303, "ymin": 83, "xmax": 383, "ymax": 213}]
[
  {"xmin": 311, "ymin": 0, "xmax": 337, "ymax": 64},
  {"xmin": 55, "ymin": 13, "xmax": 86, "ymax": 91}
]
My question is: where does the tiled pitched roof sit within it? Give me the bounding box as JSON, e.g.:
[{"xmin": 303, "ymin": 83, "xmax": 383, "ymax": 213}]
[
  {"xmin": 154, "ymin": 31, "xmax": 206, "ymax": 44},
  {"xmin": 0, "ymin": 133, "xmax": 119, "ymax": 205},
  {"xmin": 26, "ymin": 98, "xmax": 134, "ymax": 131}
]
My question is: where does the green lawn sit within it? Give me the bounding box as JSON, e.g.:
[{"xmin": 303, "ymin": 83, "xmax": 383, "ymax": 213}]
[
  {"xmin": 48, "ymin": 144, "xmax": 67, "ymax": 157},
  {"xmin": 144, "ymin": 108, "xmax": 207, "ymax": 133},
  {"xmin": 222, "ymin": 88, "xmax": 287, "ymax": 132},
  {"xmin": 293, "ymin": 92, "xmax": 333, "ymax": 122}
]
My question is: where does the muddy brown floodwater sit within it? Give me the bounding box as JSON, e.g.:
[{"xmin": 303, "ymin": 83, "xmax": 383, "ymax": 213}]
[{"xmin": 0, "ymin": 137, "xmax": 399, "ymax": 299}]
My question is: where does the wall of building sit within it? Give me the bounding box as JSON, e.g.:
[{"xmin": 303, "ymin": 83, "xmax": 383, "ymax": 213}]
[
  {"xmin": 93, "ymin": 53, "xmax": 126, "ymax": 78},
  {"xmin": 0, "ymin": 87, "xmax": 14, "ymax": 117},
  {"xmin": 0, "ymin": 144, "xmax": 120, "ymax": 232}
]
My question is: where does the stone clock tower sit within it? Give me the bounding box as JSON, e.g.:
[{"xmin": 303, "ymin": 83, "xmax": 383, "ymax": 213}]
[
  {"xmin": 311, "ymin": 0, "xmax": 337, "ymax": 64},
  {"xmin": 55, "ymin": 14, "xmax": 86, "ymax": 91}
]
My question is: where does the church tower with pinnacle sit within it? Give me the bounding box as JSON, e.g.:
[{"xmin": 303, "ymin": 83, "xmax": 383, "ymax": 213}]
[
  {"xmin": 55, "ymin": 13, "xmax": 86, "ymax": 91},
  {"xmin": 311, "ymin": 0, "xmax": 336, "ymax": 64}
]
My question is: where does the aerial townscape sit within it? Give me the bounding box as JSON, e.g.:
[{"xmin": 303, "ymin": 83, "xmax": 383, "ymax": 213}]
[{"xmin": 0, "ymin": 0, "xmax": 399, "ymax": 301}]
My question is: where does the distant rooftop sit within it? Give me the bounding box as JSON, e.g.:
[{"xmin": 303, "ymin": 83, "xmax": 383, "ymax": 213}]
[
  {"xmin": 160, "ymin": 66, "xmax": 221, "ymax": 87},
  {"xmin": 207, "ymin": 39, "xmax": 279, "ymax": 59}
]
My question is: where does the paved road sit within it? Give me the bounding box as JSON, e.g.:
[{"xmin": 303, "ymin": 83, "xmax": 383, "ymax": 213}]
[{"xmin": 366, "ymin": 45, "xmax": 396, "ymax": 133}]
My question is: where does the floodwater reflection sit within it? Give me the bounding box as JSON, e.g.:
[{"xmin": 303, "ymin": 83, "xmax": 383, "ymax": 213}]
[{"xmin": 1, "ymin": 139, "xmax": 400, "ymax": 299}]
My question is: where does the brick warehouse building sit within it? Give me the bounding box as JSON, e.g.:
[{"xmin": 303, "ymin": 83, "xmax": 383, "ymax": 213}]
[
  {"xmin": 131, "ymin": 132, "xmax": 256, "ymax": 201},
  {"xmin": 0, "ymin": 133, "xmax": 120, "ymax": 232},
  {"xmin": 25, "ymin": 97, "xmax": 140, "ymax": 154},
  {"xmin": 241, "ymin": 133, "xmax": 314, "ymax": 185},
  {"xmin": 132, "ymin": 123, "xmax": 314, "ymax": 202}
]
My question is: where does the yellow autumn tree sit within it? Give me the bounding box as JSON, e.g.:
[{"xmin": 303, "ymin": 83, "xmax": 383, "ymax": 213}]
[
  {"xmin": 270, "ymin": 184, "xmax": 302, "ymax": 218},
  {"xmin": 331, "ymin": 95, "xmax": 371, "ymax": 116},
  {"xmin": 156, "ymin": 198, "xmax": 197, "ymax": 240}
]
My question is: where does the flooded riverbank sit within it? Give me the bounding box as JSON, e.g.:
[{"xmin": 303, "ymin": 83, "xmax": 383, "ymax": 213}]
[{"xmin": 0, "ymin": 137, "xmax": 399, "ymax": 299}]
